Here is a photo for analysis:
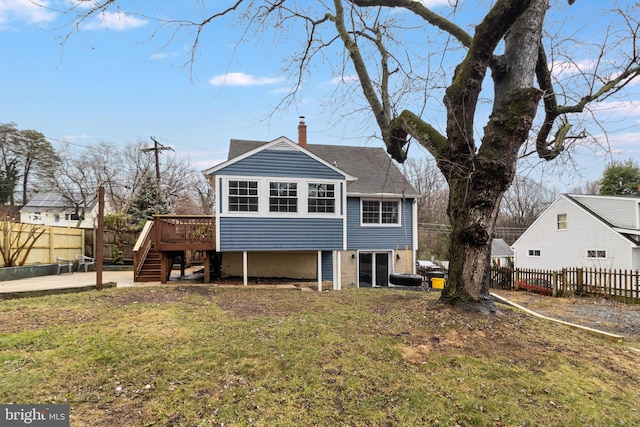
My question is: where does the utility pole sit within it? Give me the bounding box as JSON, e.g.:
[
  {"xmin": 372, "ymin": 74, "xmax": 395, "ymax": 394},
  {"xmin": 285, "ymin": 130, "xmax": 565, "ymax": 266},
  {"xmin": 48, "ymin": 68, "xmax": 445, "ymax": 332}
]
[{"xmin": 141, "ymin": 137, "xmax": 173, "ymax": 213}]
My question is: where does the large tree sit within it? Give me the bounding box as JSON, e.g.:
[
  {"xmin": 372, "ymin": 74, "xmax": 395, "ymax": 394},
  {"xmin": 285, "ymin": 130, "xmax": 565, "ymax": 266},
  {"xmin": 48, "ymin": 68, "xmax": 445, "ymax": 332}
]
[
  {"xmin": 0, "ymin": 123, "xmax": 20, "ymax": 206},
  {"xmin": 0, "ymin": 123, "xmax": 59, "ymax": 206},
  {"xmin": 15, "ymin": 129, "xmax": 60, "ymax": 205},
  {"xmin": 64, "ymin": 1, "xmax": 640, "ymax": 311},
  {"xmin": 599, "ymin": 159, "xmax": 640, "ymax": 196}
]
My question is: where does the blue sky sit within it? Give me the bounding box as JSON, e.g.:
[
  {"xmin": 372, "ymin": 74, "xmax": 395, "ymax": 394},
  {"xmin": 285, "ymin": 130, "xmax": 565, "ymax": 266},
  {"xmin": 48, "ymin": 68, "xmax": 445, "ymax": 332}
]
[{"xmin": 1, "ymin": 0, "xmax": 639, "ymax": 192}]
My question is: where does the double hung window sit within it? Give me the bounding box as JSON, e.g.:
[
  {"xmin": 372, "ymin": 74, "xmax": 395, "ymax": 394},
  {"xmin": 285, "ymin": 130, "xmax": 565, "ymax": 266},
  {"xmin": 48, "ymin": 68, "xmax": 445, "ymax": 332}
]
[
  {"xmin": 308, "ymin": 183, "xmax": 335, "ymax": 213},
  {"xmin": 228, "ymin": 180, "xmax": 258, "ymax": 212},
  {"xmin": 557, "ymin": 213, "xmax": 568, "ymax": 230},
  {"xmin": 362, "ymin": 200, "xmax": 399, "ymax": 225},
  {"xmin": 269, "ymin": 182, "xmax": 298, "ymax": 213}
]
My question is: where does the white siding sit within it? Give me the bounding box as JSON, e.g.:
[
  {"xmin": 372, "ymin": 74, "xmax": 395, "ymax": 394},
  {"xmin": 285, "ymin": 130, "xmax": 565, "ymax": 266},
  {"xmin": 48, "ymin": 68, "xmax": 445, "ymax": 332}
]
[{"xmin": 514, "ymin": 195, "xmax": 635, "ymax": 270}]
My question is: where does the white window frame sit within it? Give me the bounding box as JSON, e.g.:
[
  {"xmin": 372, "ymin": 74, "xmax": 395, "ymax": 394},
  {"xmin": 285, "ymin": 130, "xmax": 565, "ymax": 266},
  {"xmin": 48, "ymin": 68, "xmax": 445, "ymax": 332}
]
[
  {"xmin": 308, "ymin": 183, "xmax": 336, "ymax": 214},
  {"xmin": 528, "ymin": 249, "xmax": 541, "ymax": 257},
  {"xmin": 361, "ymin": 199, "xmax": 401, "ymax": 226},
  {"xmin": 586, "ymin": 250, "xmax": 607, "ymax": 259},
  {"xmin": 228, "ymin": 179, "xmax": 259, "ymax": 212},
  {"xmin": 222, "ymin": 176, "xmax": 341, "ymax": 218},
  {"xmin": 556, "ymin": 213, "xmax": 568, "ymax": 230},
  {"xmin": 268, "ymin": 181, "xmax": 298, "ymax": 213}
]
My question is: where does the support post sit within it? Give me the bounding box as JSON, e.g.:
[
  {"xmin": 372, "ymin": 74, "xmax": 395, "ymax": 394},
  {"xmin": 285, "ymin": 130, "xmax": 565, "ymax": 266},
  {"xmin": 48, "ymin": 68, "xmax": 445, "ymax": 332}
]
[
  {"xmin": 317, "ymin": 251, "xmax": 322, "ymax": 292},
  {"xmin": 333, "ymin": 251, "xmax": 339, "ymax": 290},
  {"xmin": 160, "ymin": 252, "xmax": 168, "ymax": 284},
  {"xmin": 204, "ymin": 251, "xmax": 211, "ymax": 284},
  {"xmin": 96, "ymin": 186, "xmax": 104, "ymax": 290},
  {"xmin": 243, "ymin": 251, "xmax": 248, "ymax": 286}
]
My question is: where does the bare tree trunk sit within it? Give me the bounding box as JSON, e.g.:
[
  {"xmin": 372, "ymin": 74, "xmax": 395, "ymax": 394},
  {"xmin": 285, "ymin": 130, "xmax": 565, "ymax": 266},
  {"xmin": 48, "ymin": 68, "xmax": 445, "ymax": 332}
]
[{"xmin": 439, "ymin": 0, "xmax": 548, "ymax": 311}]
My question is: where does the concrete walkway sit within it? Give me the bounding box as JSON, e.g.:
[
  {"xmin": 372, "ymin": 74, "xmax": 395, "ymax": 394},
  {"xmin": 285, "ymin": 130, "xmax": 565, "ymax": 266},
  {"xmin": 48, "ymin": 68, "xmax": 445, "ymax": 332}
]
[
  {"xmin": 0, "ymin": 269, "xmax": 308, "ymax": 299},
  {"xmin": 0, "ymin": 269, "xmax": 162, "ymax": 298}
]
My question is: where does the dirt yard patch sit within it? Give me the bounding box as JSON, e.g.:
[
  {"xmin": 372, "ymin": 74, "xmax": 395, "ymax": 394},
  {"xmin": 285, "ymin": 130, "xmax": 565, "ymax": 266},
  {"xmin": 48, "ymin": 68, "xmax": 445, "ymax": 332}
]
[{"xmin": 492, "ymin": 289, "xmax": 640, "ymax": 343}]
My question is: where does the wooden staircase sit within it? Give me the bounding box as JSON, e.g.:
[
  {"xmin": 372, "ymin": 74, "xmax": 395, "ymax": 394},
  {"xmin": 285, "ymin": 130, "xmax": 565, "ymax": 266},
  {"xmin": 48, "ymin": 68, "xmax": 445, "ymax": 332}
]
[
  {"xmin": 135, "ymin": 247, "xmax": 162, "ymax": 282},
  {"xmin": 133, "ymin": 215, "xmax": 216, "ymax": 283}
]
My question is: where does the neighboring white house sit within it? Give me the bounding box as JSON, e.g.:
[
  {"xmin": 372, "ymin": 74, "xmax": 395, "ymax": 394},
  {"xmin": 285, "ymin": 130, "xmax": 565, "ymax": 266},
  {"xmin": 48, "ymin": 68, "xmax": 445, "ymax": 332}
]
[
  {"xmin": 491, "ymin": 238, "xmax": 514, "ymax": 267},
  {"xmin": 513, "ymin": 194, "xmax": 640, "ymax": 271},
  {"xmin": 20, "ymin": 192, "xmax": 100, "ymax": 229}
]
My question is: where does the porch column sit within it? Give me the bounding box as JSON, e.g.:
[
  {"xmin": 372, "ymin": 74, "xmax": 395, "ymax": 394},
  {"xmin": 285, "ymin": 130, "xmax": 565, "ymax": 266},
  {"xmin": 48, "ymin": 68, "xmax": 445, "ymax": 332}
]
[
  {"xmin": 317, "ymin": 250, "xmax": 322, "ymax": 292},
  {"xmin": 243, "ymin": 251, "xmax": 248, "ymax": 286},
  {"xmin": 333, "ymin": 250, "xmax": 341, "ymax": 290}
]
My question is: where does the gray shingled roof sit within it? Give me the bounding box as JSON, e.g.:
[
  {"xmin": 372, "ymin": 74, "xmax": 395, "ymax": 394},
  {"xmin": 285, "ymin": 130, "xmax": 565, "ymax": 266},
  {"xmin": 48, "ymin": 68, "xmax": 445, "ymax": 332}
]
[
  {"xmin": 491, "ymin": 238, "xmax": 514, "ymax": 257},
  {"xmin": 227, "ymin": 139, "xmax": 420, "ymax": 197},
  {"xmin": 567, "ymin": 194, "xmax": 640, "ymax": 230}
]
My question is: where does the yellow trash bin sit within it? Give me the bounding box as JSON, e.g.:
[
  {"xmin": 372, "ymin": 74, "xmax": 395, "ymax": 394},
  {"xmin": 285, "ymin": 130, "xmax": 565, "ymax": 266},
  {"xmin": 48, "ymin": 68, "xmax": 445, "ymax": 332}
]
[{"xmin": 431, "ymin": 277, "xmax": 445, "ymax": 289}]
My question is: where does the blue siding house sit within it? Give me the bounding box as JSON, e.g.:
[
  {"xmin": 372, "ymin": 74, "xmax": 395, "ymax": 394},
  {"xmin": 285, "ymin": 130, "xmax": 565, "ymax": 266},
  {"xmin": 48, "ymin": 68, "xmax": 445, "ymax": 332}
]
[{"xmin": 203, "ymin": 118, "xmax": 420, "ymax": 289}]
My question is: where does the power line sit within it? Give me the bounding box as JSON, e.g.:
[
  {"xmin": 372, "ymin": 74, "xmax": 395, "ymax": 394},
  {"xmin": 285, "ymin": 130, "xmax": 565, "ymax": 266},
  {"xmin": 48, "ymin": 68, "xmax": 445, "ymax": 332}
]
[{"xmin": 141, "ymin": 136, "xmax": 174, "ymax": 213}]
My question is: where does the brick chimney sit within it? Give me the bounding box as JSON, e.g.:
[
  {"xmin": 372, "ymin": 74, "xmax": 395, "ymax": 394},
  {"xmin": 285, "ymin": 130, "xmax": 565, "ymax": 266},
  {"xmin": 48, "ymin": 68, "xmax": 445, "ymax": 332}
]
[{"xmin": 297, "ymin": 116, "xmax": 307, "ymax": 148}]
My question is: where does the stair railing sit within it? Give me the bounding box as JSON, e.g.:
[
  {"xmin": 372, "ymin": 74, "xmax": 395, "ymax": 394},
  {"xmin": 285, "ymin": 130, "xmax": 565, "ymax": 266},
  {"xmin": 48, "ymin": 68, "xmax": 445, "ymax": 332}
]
[{"xmin": 133, "ymin": 220, "xmax": 154, "ymax": 279}]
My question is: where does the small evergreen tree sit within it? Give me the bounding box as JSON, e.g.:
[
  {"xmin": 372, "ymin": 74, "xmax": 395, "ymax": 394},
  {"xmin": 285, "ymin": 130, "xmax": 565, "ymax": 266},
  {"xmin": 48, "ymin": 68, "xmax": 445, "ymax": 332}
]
[
  {"xmin": 599, "ymin": 159, "xmax": 640, "ymax": 196},
  {"xmin": 126, "ymin": 173, "xmax": 170, "ymax": 229}
]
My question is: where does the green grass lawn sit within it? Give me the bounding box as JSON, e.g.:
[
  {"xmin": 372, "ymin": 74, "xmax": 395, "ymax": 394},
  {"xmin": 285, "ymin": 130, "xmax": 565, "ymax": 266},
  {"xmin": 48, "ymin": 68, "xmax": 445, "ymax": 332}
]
[{"xmin": 1, "ymin": 286, "xmax": 638, "ymax": 426}]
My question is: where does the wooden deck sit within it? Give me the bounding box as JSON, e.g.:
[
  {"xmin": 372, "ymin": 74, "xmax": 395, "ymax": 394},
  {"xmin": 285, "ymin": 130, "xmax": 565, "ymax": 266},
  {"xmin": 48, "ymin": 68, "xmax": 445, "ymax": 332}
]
[{"xmin": 133, "ymin": 215, "xmax": 216, "ymax": 283}]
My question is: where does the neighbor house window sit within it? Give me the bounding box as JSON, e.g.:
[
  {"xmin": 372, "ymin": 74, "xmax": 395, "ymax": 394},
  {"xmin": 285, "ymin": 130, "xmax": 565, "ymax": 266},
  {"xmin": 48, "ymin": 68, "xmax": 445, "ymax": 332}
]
[
  {"xmin": 587, "ymin": 250, "xmax": 606, "ymax": 259},
  {"xmin": 528, "ymin": 249, "xmax": 541, "ymax": 257},
  {"xmin": 362, "ymin": 200, "xmax": 399, "ymax": 225},
  {"xmin": 557, "ymin": 213, "xmax": 567, "ymax": 230},
  {"xmin": 269, "ymin": 182, "xmax": 297, "ymax": 213},
  {"xmin": 54, "ymin": 214, "xmax": 60, "ymax": 222},
  {"xmin": 65, "ymin": 213, "xmax": 83, "ymax": 221},
  {"xmin": 32, "ymin": 212, "xmax": 41, "ymax": 221},
  {"xmin": 308, "ymin": 183, "xmax": 335, "ymax": 213},
  {"xmin": 228, "ymin": 180, "xmax": 258, "ymax": 212}
]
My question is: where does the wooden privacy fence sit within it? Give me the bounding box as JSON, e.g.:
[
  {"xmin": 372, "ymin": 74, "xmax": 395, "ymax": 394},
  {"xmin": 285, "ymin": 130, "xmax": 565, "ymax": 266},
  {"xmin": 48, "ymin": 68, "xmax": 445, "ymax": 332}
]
[
  {"xmin": 0, "ymin": 223, "xmax": 84, "ymax": 267},
  {"xmin": 491, "ymin": 266, "xmax": 640, "ymax": 304}
]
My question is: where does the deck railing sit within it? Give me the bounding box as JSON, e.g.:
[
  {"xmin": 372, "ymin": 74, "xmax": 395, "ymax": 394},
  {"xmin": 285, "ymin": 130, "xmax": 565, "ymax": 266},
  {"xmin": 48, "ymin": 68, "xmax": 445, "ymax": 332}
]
[{"xmin": 154, "ymin": 215, "xmax": 216, "ymax": 251}]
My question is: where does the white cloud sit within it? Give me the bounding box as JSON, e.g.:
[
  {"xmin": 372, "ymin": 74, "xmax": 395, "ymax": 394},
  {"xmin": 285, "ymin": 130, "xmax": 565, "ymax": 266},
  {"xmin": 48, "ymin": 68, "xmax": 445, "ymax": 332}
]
[
  {"xmin": 83, "ymin": 10, "xmax": 147, "ymax": 31},
  {"xmin": 68, "ymin": 0, "xmax": 97, "ymax": 10},
  {"xmin": 329, "ymin": 74, "xmax": 359, "ymax": 85},
  {"xmin": 591, "ymin": 100, "xmax": 640, "ymax": 117},
  {"xmin": 61, "ymin": 133, "xmax": 90, "ymax": 142},
  {"xmin": 209, "ymin": 72, "xmax": 284, "ymax": 86},
  {"xmin": 413, "ymin": 0, "xmax": 451, "ymax": 7},
  {"xmin": 0, "ymin": 0, "xmax": 57, "ymax": 25},
  {"xmin": 150, "ymin": 52, "xmax": 169, "ymax": 60}
]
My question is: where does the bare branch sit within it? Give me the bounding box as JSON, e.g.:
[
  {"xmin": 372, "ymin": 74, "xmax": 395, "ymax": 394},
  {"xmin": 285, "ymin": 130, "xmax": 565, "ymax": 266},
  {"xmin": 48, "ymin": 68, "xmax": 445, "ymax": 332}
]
[{"xmin": 349, "ymin": 0, "xmax": 472, "ymax": 48}]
